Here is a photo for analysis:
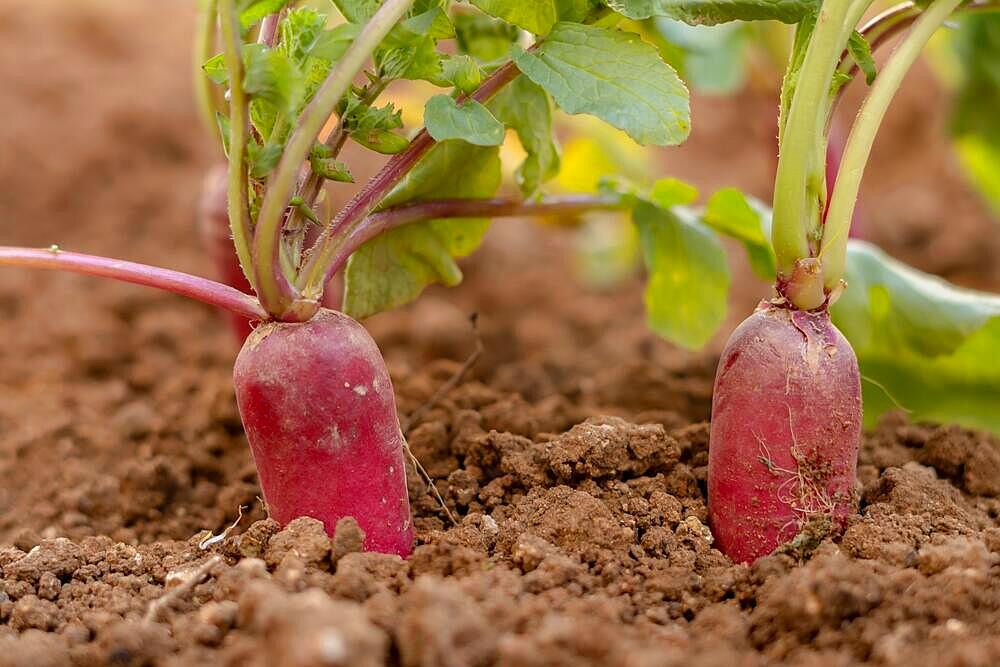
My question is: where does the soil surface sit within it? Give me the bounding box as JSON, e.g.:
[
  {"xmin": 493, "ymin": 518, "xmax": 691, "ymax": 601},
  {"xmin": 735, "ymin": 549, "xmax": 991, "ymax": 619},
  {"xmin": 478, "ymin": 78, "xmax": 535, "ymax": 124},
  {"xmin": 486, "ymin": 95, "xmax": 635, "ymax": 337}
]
[{"xmin": 2, "ymin": 2, "xmax": 1000, "ymax": 666}]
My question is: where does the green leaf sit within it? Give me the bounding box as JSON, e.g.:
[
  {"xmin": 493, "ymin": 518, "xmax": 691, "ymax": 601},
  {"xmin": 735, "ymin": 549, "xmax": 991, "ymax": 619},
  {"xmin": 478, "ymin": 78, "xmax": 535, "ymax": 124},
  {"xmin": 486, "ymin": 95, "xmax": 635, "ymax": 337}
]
[
  {"xmin": 948, "ymin": 14, "xmax": 1000, "ymax": 220},
  {"xmin": 203, "ymin": 53, "xmax": 228, "ymax": 86},
  {"xmin": 512, "ymin": 23, "xmax": 690, "ymax": 146},
  {"xmin": 469, "ymin": 0, "xmax": 558, "ymax": 35},
  {"xmin": 847, "ymin": 30, "xmax": 877, "ymax": 85},
  {"xmin": 215, "ymin": 112, "xmax": 232, "ymax": 158},
  {"xmin": 377, "ymin": 34, "xmax": 443, "ymax": 81},
  {"xmin": 240, "ymin": 0, "xmax": 292, "ymax": 31},
  {"xmin": 312, "ymin": 23, "xmax": 362, "ymax": 60},
  {"xmin": 403, "ymin": 7, "xmax": 455, "ymax": 40},
  {"xmin": 309, "ymin": 144, "xmax": 354, "ymax": 182},
  {"xmin": 441, "ymin": 55, "xmax": 483, "ymax": 94},
  {"xmin": 424, "ymin": 95, "xmax": 506, "ymax": 146},
  {"xmin": 633, "ymin": 201, "xmax": 729, "ymax": 349},
  {"xmin": 344, "ymin": 141, "xmax": 503, "ymax": 319},
  {"xmin": 832, "ymin": 241, "xmax": 1000, "ymax": 433},
  {"xmin": 650, "ymin": 177, "xmax": 698, "ymax": 208},
  {"xmin": 330, "ymin": 0, "xmax": 379, "ymax": 23},
  {"xmin": 248, "ymin": 140, "xmax": 282, "ymax": 178},
  {"xmin": 454, "ymin": 13, "xmax": 520, "ymax": 63},
  {"xmin": 701, "ymin": 187, "xmax": 775, "ymax": 278},
  {"xmin": 243, "ymin": 44, "xmax": 305, "ymax": 116},
  {"xmin": 607, "ymin": 0, "xmax": 819, "ymax": 25},
  {"xmin": 488, "ymin": 76, "xmax": 560, "ymax": 195},
  {"xmin": 351, "ymin": 128, "xmax": 411, "ymax": 154},
  {"xmin": 556, "ymin": 0, "xmax": 601, "ymax": 22}
]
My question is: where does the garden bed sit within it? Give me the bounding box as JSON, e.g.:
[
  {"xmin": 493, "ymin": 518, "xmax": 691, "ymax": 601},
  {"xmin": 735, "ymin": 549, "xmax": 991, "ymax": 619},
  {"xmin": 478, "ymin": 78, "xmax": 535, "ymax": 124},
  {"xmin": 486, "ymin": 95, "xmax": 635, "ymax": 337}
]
[{"xmin": 1, "ymin": 2, "xmax": 999, "ymax": 665}]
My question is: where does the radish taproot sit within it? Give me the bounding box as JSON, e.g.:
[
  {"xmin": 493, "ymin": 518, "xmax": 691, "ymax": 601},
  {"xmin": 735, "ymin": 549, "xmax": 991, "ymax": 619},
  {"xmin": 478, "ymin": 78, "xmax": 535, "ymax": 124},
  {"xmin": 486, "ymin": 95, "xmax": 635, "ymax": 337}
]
[
  {"xmin": 708, "ymin": 302, "xmax": 860, "ymax": 564},
  {"xmin": 707, "ymin": 0, "xmax": 964, "ymax": 563},
  {"xmin": 234, "ymin": 310, "xmax": 414, "ymax": 555}
]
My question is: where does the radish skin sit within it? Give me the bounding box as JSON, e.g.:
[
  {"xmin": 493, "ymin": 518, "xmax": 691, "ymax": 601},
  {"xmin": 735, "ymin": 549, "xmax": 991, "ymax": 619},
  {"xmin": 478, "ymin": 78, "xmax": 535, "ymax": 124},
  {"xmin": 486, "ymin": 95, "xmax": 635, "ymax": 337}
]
[
  {"xmin": 234, "ymin": 308, "xmax": 414, "ymax": 556},
  {"xmin": 707, "ymin": 301, "xmax": 861, "ymax": 564}
]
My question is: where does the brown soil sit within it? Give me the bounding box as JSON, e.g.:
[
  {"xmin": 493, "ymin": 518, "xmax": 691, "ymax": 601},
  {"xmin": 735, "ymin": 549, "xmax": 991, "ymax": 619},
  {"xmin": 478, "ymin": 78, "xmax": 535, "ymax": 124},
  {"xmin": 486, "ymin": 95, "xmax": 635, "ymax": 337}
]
[{"xmin": 3, "ymin": 2, "xmax": 1000, "ymax": 666}]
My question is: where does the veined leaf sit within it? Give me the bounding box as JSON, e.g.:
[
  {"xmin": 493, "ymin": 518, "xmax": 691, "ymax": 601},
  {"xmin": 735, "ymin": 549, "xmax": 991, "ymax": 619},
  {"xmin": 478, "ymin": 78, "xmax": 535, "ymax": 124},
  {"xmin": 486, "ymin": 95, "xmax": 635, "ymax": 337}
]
[
  {"xmin": 607, "ymin": 0, "xmax": 819, "ymax": 25},
  {"xmin": 832, "ymin": 241, "xmax": 1000, "ymax": 433},
  {"xmin": 343, "ymin": 141, "xmax": 503, "ymax": 319},
  {"xmin": 454, "ymin": 13, "xmax": 520, "ymax": 63},
  {"xmin": 512, "ymin": 23, "xmax": 690, "ymax": 146},
  {"xmin": 424, "ymin": 95, "xmax": 505, "ymax": 146},
  {"xmin": 441, "ymin": 55, "xmax": 483, "ymax": 94},
  {"xmin": 633, "ymin": 201, "xmax": 729, "ymax": 350},
  {"xmin": 330, "ymin": 0, "xmax": 379, "ymax": 23},
  {"xmin": 488, "ymin": 76, "xmax": 560, "ymax": 195},
  {"xmin": 701, "ymin": 187, "xmax": 775, "ymax": 278},
  {"xmin": 847, "ymin": 30, "xmax": 877, "ymax": 85},
  {"xmin": 203, "ymin": 53, "xmax": 228, "ymax": 86},
  {"xmin": 243, "ymin": 44, "xmax": 305, "ymax": 116},
  {"xmin": 469, "ymin": 0, "xmax": 558, "ymax": 35},
  {"xmin": 556, "ymin": 0, "xmax": 601, "ymax": 22},
  {"xmin": 403, "ymin": 7, "xmax": 456, "ymax": 39}
]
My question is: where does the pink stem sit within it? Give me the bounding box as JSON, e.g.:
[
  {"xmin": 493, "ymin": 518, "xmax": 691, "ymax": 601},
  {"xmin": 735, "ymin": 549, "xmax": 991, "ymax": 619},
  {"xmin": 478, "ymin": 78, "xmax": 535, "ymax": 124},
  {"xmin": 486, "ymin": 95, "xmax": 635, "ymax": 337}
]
[
  {"xmin": 0, "ymin": 246, "xmax": 267, "ymax": 321},
  {"xmin": 297, "ymin": 58, "xmax": 524, "ymax": 292},
  {"xmin": 326, "ymin": 195, "xmax": 626, "ymax": 275}
]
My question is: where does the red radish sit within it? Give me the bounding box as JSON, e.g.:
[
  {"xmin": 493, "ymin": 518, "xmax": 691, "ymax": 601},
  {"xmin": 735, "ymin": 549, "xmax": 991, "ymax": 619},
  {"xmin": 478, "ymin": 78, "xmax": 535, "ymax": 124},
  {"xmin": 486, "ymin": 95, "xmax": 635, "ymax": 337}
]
[
  {"xmin": 233, "ymin": 308, "xmax": 414, "ymax": 556},
  {"xmin": 707, "ymin": 301, "xmax": 861, "ymax": 564}
]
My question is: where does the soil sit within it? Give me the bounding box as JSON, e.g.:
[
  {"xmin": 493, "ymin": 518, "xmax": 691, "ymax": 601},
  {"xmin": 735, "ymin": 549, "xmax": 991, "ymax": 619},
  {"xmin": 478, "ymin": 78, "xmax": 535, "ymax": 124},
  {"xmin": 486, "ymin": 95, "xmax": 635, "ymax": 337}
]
[{"xmin": 2, "ymin": 2, "xmax": 1000, "ymax": 666}]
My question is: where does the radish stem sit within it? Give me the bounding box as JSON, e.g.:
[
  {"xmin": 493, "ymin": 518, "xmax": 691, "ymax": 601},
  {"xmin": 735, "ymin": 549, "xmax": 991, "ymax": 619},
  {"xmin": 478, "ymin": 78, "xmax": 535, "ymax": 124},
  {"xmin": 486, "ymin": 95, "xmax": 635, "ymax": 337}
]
[
  {"xmin": 772, "ymin": 0, "xmax": 872, "ymax": 284},
  {"xmin": 0, "ymin": 247, "xmax": 267, "ymax": 321},
  {"xmin": 325, "ymin": 195, "xmax": 628, "ymax": 275},
  {"xmin": 252, "ymin": 0, "xmax": 416, "ymax": 318},
  {"xmin": 193, "ymin": 0, "xmax": 221, "ymax": 142},
  {"xmin": 219, "ymin": 0, "xmax": 256, "ymax": 294},
  {"xmin": 296, "ymin": 59, "xmax": 524, "ymax": 298},
  {"xmin": 821, "ymin": 0, "xmax": 965, "ymax": 289}
]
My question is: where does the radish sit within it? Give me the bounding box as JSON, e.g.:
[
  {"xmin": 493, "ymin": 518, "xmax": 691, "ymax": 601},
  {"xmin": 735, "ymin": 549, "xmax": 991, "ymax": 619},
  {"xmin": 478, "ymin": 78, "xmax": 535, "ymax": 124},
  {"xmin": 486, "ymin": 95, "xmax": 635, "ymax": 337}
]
[
  {"xmin": 708, "ymin": 302, "xmax": 860, "ymax": 564},
  {"xmin": 707, "ymin": 0, "xmax": 964, "ymax": 563},
  {"xmin": 234, "ymin": 310, "xmax": 414, "ymax": 555}
]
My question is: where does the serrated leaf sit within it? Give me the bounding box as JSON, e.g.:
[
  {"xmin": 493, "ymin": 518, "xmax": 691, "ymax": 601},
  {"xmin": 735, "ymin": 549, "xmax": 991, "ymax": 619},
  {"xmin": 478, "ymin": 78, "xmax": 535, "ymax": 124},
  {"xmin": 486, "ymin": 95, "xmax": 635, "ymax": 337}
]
[
  {"xmin": 424, "ymin": 95, "xmax": 506, "ymax": 146},
  {"xmin": 454, "ymin": 13, "xmax": 520, "ymax": 62},
  {"xmin": 848, "ymin": 30, "xmax": 877, "ymax": 85},
  {"xmin": 607, "ymin": 0, "xmax": 819, "ymax": 25},
  {"xmin": 488, "ymin": 76, "xmax": 560, "ymax": 196},
  {"xmin": 248, "ymin": 140, "xmax": 282, "ymax": 178},
  {"xmin": 203, "ymin": 53, "xmax": 228, "ymax": 86},
  {"xmin": 377, "ymin": 35, "xmax": 443, "ymax": 81},
  {"xmin": 832, "ymin": 241, "xmax": 1000, "ymax": 432},
  {"xmin": 351, "ymin": 128, "xmax": 411, "ymax": 154},
  {"xmin": 240, "ymin": 0, "xmax": 292, "ymax": 30},
  {"xmin": 243, "ymin": 44, "xmax": 305, "ymax": 116},
  {"xmin": 469, "ymin": 0, "xmax": 558, "ymax": 35},
  {"xmin": 442, "ymin": 55, "xmax": 483, "ymax": 94},
  {"xmin": 701, "ymin": 187, "xmax": 775, "ymax": 278},
  {"xmin": 311, "ymin": 23, "xmax": 362, "ymax": 60},
  {"xmin": 633, "ymin": 201, "xmax": 729, "ymax": 349},
  {"xmin": 512, "ymin": 23, "xmax": 690, "ymax": 146},
  {"xmin": 403, "ymin": 7, "xmax": 455, "ymax": 39},
  {"xmin": 344, "ymin": 141, "xmax": 502, "ymax": 319},
  {"xmin": 330, "ymin": 0, "xmax": 379, "ymax": 23}
]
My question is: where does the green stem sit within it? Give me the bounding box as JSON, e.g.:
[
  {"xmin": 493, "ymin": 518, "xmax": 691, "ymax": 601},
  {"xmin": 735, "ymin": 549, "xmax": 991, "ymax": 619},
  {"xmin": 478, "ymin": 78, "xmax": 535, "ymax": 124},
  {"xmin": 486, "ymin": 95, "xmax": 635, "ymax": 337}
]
[
  {"xmin": 772, "ymin": 0, "xmax": 871, "ymax": 279},
  {"xmin": 821, "ymin": 0, "xmax": 966, "ymax": 289},
  {"xmin": 251, "ymin": 0, "xmax": 415, "ymax": 318},
  {"xmin": 219, "ymin": 0, "xmax": 256, "ymax": 292},
  {"xmin": 193, "ymin": 0, "xmax": 221, "ymax": 142}
]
